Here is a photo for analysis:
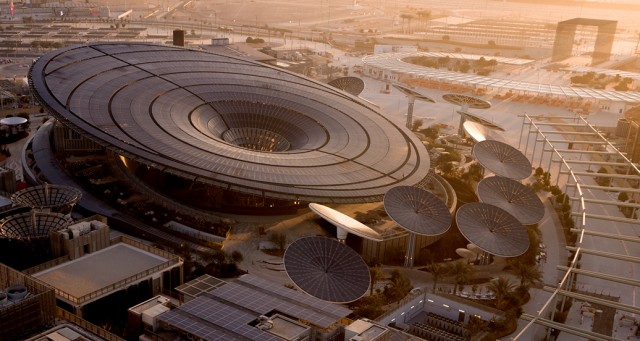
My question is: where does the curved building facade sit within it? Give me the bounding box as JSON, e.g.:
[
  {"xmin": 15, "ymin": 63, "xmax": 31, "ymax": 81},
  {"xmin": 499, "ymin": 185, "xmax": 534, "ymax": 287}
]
[{"xmin": 29, "ymin": 43, "xmax": 429, "ymax": 205}]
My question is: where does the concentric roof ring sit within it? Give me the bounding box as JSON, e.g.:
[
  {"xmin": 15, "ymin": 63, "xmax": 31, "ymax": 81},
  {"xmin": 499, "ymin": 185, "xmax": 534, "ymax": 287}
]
[{"xmin": 29, "ymin": 43, "xmax": 430, "ymax": 203}]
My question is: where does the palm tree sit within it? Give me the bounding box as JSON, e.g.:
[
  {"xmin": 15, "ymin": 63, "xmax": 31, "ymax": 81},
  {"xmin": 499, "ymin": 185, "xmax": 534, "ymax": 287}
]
[
  {"xmin": 465, "ymin": 315, "xmax": 487, "ymax": 339},
  {"xmin": 486, "ymin": 276, "xmax": 516, "ymax": 310},
  {"xmin": 416, "ymin": 10, "xmax": 431, "ymax": 31},
  {"xmin": 430, "ymin": 262, "xmax": 447, "ymax": 293},
  {"xmin": 406, "ymin": 14, "xmax": 415, "ymax": 33},
  {"xmin": 511, "ymin": 262, "xmax": 543, "ymax": 288},
  {"xmin": 399, "ymin": 14, "xmax": 411, "ymax": 33},
  {"xmin": 369, "ymin": 266, "xmax": 383, "ymax": 295},
  {"xmin": 446, "ymin": 260, "xmax": 474, "ymax": 295}
]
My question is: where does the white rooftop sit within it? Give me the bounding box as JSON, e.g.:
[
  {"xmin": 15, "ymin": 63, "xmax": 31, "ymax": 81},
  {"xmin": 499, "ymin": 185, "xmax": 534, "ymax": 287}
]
[{"xmin": 34, "ymin": 243, "xmax": 168, "ymax": 300}]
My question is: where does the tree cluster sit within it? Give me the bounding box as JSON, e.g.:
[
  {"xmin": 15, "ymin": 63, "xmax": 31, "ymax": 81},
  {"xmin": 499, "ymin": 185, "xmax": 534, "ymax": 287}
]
[
  {"xmin": 349, "ymin": 269, "xmax": 412, "ymax": 319},
  {"xmin": 246, "ymin": 36, "xmax": 265, "ymax": 44}
]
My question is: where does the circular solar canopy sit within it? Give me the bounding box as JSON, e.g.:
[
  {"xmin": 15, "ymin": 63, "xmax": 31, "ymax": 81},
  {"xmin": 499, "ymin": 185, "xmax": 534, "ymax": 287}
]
[
  {"xmin": 477, "ymin": 176, "xmax": 545, "ymax": 225},
  {"xmin": 284, "ymin": 236, "xmax": 370, "ymax": 303},
  {"xmin": 309, "ymin": 203, "xmax": 382, "ymax": 241},
  {"xmin": 0, "ymin": 212, "xmax": 72, "ymax": 239},
  {"xmin": 458, "ymin": 111, "xmax": 505, "ymax": 132},
  {"xmin": 29, "ymin": 43, "xmax": 430, "ymax": 204},
  {"xmin": 383, "ymin": 186, "xmax": 451, "ymax": 236},
  {"xmin": 393, "ymin": 84, "xmax": 436, "ymax": 103},
  {"xmin": 463, "ymin": 121, "xmax": 505, "ymax": 143},
  {"xmin": 442, "ymin": 94, "xmax": 491, "ymax": 109},
  {"xmin": 0, "ymin": 117, "xmax": 28, "ymax": 126},
  {"xmin": 11, "ymin": 184, "xmax": 82, "ymax": 210},
  {"xmin": 456, "ymin": 202, "xmax": 529, "ymax": 257},
  {"xmin": 472, "ymin": 140, "xmax": 532, "ymax": 180},
  {"xmin": 327, "ymin": 77, "xmax": 365, "ymax": 96}
]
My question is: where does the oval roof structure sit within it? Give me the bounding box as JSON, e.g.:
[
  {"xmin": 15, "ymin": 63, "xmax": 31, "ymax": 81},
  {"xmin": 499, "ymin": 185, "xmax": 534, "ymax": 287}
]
[
  {"xmin": 383, "ymin": 186, "xmax": 451, "ymax": 236},
  {"xmin": 477, "ymin": 176, "xmax": 545, "ymax": 225},
  {"xmin": 0, "ymin": 117, "xmax": 28, "ymax": 126},
  {"xmin": 472, "ymin": 140, "xmax": 532, "ymax": 180},
  {"xmin": 29, "ymin": 43, "xmax": 430, "ymax": 204},
  {"xmin": 284, "ymin": 236, "xmax": 370, "ymax": 303},
  {"xmin": 309, "ymin": 203, "xmax": 382, "ymax": 241},
  {"xmin": 456, "ymin": 202, "xmax": 529, "ymax": 257}
]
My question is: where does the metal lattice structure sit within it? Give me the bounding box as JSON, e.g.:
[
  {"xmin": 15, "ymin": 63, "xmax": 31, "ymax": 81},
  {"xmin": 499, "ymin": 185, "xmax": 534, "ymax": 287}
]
[
  {"xmin": 11, "ymin": 184, "xmax": 82, "ymax": 211},
  {"xmin": 284, "ymin": 236, "xmax": 370, "ymax": 303},
  {"xmin": 0, "ymin": 211, "xmax": 72, "ymax": 239},
  {"xmin": 514, "ymin": 114, "xmax": 640, "ymax": 340},
  {"xmin": 29, "ymin": 43, "xmax": 430, "ymax": 204}
]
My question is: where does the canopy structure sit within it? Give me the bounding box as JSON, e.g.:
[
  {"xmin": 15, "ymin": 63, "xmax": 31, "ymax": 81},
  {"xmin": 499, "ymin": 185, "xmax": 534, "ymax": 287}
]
[
  {"xmin": 477, "ymin": 176, "xmax": 545, "ymax": 225},
  {"xmin": 0, "ymin": 117, "xmax": 27, "ymax": 126},
  {"xmin": 363, "ymin": 52, "xmax": 640, "ymax": 104},
  {"xmin": 442, "ymin": 93, "xmax": 492, "ymax": 136},
  {"xmin": 393, "ymin": 83, "xmax": 436, "ymax": 129},
  {"xmin": 463, "ymin": 121, "xmax": 505, "ymax": 143},
  {"xmin": 383, "ymin": 186, "xmax": 451, "ymax": 267},
  {"xmin": 456, "ymin": 202, "xmax": 529, "ymax": 258},
  {"xmin": 327, "ymin": 76, "xmax": 365, "ymax": 96},
  {"xmin": 309, "ymin": 203, "xmax": 383, "ymax": 242},
  {"xmin": 472, "ymin": 140, "xmax": 532, "ymax": 180},
  {"xmin": 283, "ymin": 236, "xmax": 370, "ymax": 303},
  {"xmin": 458, "ymin": 111, "xmax": 504, "ymax": 131}
]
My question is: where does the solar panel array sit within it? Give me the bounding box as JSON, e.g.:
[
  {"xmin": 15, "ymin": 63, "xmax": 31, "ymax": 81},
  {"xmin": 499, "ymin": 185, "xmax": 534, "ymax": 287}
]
[
  {"xmin": 284, "ymin": 236, "xmax": 370, "ymax": 303},
  {"xmin": 158, "ymin": 274, "xmax": 351, "ymax": 339},
  {"xmin": 455, "ymin": 202, "xmax": 529, "ymax": 257},
  {"xmin": 477, "ymin": 176, "xmax": 545, "ymax": 225},
  {"xmin": 11, "ymin": 184, "xmax": 82, "ymax": 209},
  {"xmin": 30, "ymin": 42, "xmax": 431, "ymax": 204},
  {"xmin": 237, "ymin": 274, "xmax": 352, "ymax": 319},
  {"xmin": 472, "ymin": 140, "xmax": 532, "ymax": 180},
  {"xmin": 175, "ymin": 274, "xmax": 226, "ymax": 299},
  {"xmin": 383, "ymin": 186, "xmax": 451, "ymax": 236},
  {"xmin": 209, "ymin": 275, "xmax": 350, "ymax": 328},
  {"xmin": 159, "ymin": 297, "xmax": 281, "ymax": 341}
]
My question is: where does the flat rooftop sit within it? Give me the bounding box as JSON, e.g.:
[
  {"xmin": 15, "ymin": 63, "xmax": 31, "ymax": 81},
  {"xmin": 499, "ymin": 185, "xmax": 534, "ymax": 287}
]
[{"xmin": 33, "ymin": 243, "xmax": 168, "ymax": 301}]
